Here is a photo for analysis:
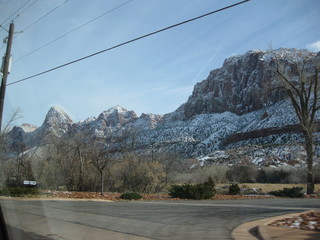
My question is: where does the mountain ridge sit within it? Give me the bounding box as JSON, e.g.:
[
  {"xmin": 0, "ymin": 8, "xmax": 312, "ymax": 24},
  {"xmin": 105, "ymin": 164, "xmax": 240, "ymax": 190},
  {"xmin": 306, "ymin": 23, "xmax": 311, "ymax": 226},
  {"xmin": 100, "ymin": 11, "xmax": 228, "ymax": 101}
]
[{"xmin": 8, "ymin": 48, "xmax": 320, "ymax": 166}]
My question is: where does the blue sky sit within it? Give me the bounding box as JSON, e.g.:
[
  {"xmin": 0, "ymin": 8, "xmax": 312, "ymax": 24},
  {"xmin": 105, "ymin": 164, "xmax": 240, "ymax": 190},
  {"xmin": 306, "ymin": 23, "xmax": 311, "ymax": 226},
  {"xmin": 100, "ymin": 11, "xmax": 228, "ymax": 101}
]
[{"xmin": 1, "ymin": 0, "xmax": 319, "ymax": 127}]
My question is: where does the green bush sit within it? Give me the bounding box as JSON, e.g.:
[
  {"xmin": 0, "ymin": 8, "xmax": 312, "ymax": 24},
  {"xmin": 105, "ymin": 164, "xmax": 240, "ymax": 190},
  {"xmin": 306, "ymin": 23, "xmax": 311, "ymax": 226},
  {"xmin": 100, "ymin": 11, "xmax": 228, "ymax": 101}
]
[
  {"xmin": 228, "ymin": 184, "xmax": 241, "ymax": 195},
  {"xmin": 169, "ymin": 184, "xmax": 194, "ymax": 199},
  {"xmin": 120, "ymin": 192, "xmax": 143, "ymax": 200},
  {"xmin": 269, "ymin": 186, "xmax": 304, "ymax": 198},
  {"xmin": 169, "ymin": 177, "xmax": 216, "ymax": 200},
  {"xmin": 256, "ymin": 169, "xmax": 291, "ymax": 183},
  {"xmin": 0, "ymin": 187, "xmax": 40, "ymax": 197}
]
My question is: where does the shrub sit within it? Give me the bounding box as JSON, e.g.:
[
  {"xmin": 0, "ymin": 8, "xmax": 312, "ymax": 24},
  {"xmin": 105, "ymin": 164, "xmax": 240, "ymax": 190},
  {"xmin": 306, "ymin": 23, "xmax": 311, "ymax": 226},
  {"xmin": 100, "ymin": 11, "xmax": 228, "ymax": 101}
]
[
  {"xmin": 226, "ymin": 165, "xmax": 257, "ymax": 183},
  {"xmin": 268, "ymin": 169, "xmax": 291, "ymax": 183},
  {"xmin": 228, "ymin": 184, "xmax": 241, "ymax": 195},
  {"xmin": 269, "ymin": 186, "xmax": 304, "ymax": 198},
  {"xmin": 120, "ymin": 192, "xmax": 143, "ymax": 200},
  {"xmin": 169, "ymin": 177, "xmax": 216, "ymax": 200},
  {"xmin": 115, "ymin": 158, "xmax": 165, "ymax": 193},
  {"xmin": 169, "ymin": 184, "xmax": 193, "ymax": 199},
  {"xmin": 256, "ymin": 168, "xmax": 293, "ymax": 183},
  {"xmin": 0, "ymin": 187, "xmax": 40, "ymax": 197}
]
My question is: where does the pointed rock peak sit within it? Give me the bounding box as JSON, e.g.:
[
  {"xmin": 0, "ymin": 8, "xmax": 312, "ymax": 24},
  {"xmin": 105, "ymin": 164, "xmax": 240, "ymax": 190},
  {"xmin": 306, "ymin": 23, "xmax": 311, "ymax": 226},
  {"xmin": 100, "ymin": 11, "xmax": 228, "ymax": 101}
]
[
  {"xmin": 97, "ymin": 105, "xmax": 138, "ymax": 127},
  {"xmin": 107, "ymin": 105, "xmax": 127, "ymax": 113},
  {"xmin": 98, "ymin": 105, "xmax": 127, "ymax": 118},
  {"xmin": 99, "ymin": 105, "xmax": 135, "ymax": 117},
  {"xmin": 44, "ymin": 105, "xmax": 73, "ymax": 125},
  {"xmin": 48, "ymin": 105, "xmax": 66, "ymax": 114}
]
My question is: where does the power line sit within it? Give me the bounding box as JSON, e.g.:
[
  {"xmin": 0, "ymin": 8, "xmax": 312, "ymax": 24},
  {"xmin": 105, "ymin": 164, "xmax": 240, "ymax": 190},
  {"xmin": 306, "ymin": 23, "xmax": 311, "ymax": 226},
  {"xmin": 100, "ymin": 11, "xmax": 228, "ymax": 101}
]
[
  {"xmin": 1, "ymin": 0, "xmax": 68, "ymax": 53},
  {"xmin": 0, "ymin": 0, "xmax": 38, "ymax": 41},
  {"xmin": 7, "ymin": 0, "xmax": 251, "ymax": 87},
  {"xmin": 14, "ymin": 0, "xmax": 39, "ymax": 21},
  {"xmin": 0, "ymin": 0, "xmax": 33, "ymax": 27},
  {"xmin": 2, "ymin": 0, "xmax": 39, "ymax": 29},
  {"xmin": 11, "ymin": 0, "xmax": 70, "ymax": 45},
  {"xmin": 14, "ymin": 0, "xmax": 133, "ymax": 63},
  {"xmin": 20, "ymin": 0, "xmax": 70, "ymax": 33}
]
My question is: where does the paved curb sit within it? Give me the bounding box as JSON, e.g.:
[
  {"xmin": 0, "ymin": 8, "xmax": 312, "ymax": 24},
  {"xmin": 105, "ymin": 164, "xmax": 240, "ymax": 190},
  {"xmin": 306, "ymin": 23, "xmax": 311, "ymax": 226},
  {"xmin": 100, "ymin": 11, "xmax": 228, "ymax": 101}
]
[
  {"xmin": 232, "ymin": 218, "xmax": 267, "ymax": 240},
  {"xmin": 232, "ymin": 210, "xmax": 316, "ymax": 240},
  {"xmin": 257, "ymin": 212, "xmax": 310, "ymax": 240}
]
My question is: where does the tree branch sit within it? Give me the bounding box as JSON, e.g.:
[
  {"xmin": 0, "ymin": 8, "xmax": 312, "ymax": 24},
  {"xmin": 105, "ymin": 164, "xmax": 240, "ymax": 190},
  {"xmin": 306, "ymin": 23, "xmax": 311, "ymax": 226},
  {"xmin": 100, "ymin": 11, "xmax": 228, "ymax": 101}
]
[{"xmin": 310, "ymin": 68, "xmax": 319, "ymax": 123}]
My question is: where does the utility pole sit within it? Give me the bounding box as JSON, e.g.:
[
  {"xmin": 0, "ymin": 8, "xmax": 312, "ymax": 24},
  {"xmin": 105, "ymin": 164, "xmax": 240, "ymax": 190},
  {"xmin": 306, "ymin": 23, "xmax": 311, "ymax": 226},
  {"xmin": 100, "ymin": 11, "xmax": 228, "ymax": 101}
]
[{"xmin": 0, "ymin": 22, "xmax": 14, "ymax": 131}]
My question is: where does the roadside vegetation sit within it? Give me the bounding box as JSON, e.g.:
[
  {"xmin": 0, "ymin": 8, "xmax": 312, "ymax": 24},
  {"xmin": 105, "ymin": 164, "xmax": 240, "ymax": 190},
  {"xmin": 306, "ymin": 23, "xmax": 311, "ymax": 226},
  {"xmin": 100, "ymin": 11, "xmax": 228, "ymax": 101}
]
[
  {"xmin": 228, "ymin": 184, "xmax": 241, "ymax": 195},
  {"xmin": 0, "ymin": 187, "xmax": 40, "ymax": 197},
  {"xmin": 120, "ymin": 192, "xmax": 143, "ymax": 200},
  {"xmin": 1, "ymin": 119, "xmax": 319, "ymax": 199},
  {"xmin": 169, "ymin": 177, "xmax": 216, "ymax": 200},
  {"xmin": 269, "ymin": 186, "xmax": 304, "ymax": 198},
  {"xmin": 1, "ymin": 150, "xmax": 320, "ymax": 199}
]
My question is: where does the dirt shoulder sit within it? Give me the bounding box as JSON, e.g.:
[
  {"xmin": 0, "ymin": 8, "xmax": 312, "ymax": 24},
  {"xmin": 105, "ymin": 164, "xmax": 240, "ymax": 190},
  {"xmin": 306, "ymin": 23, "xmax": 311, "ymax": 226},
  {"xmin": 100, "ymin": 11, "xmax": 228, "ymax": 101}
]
[
  {"xmin": 1, "ymin": 189, "xmax": 319, "ymax": 201},
  {"xmin": 0, "ymin": 191, "xmax": 281, "ymax": 201}
]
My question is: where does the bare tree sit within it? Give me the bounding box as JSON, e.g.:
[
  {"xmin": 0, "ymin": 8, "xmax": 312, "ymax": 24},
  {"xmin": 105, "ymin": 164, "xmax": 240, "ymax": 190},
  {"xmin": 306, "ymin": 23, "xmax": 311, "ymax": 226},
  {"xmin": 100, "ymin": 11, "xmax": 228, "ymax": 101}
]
[
  {"xmin": 88, "ymin": 142, "xmax": 115, "ymax": 195},
  {"xmin": 0, "ymin": 108, "xmax": 22, "ymax": 153},
  {"xmin": 47, "ymin": 132, "xmax": 91, "ymax": 191},
  {"xmin": 271, "ymin": 50, "xmax": 319, "ymax": 194},
  {"xmin": 157, "ymin": 152, "xmax": 183, "ymax": 186},
  {"xmin": 53, "ymin": 138, "xmax": 77, "ymax": 190},
  {"xmin": 0, "ymin": 109, "xmax": 23, "ymax": 187},
  {"xmin": 69, "ymin": 132, "xmax": 90, "ymax": 191}
]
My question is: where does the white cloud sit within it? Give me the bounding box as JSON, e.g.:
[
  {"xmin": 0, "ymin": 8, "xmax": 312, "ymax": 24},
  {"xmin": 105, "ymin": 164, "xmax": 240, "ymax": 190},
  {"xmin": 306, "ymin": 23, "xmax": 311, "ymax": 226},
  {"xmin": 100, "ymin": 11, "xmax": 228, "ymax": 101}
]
[{"xmin": 307, "ymin": 41, "xmax": 320, "ymax": 51}]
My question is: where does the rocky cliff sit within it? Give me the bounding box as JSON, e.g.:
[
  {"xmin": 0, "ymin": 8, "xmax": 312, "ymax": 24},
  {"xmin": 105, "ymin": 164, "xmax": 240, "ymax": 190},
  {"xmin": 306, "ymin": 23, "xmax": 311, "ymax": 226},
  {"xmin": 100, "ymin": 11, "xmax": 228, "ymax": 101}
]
[{"xmin": 180, "ymin": 48, "xmax": 319, "ymax": 119}]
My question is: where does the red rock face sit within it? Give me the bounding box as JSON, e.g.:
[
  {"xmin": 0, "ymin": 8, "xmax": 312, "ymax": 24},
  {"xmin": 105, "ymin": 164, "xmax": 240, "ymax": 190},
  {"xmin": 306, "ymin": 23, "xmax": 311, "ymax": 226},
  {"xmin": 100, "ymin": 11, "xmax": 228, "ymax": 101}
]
[{"xmin": 182, "ymin": 49, "xmax": 319, "ymax": 119}]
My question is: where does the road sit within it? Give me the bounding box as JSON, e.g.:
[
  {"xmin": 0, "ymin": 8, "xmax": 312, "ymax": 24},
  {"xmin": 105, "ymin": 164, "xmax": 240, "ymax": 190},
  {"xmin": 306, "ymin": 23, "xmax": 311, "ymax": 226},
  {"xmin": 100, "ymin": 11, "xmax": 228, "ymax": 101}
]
[{"xmin": 1, "ymin": 198, "xmax": 320, "ymax": 240}]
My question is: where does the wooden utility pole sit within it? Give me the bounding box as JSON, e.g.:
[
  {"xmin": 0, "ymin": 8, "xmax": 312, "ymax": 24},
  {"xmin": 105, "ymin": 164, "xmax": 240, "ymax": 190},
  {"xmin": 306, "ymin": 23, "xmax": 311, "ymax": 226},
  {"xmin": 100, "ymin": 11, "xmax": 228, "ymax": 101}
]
[{"xmin": 0, "ymin": 22, "xmax": 14, "ymax": 131}]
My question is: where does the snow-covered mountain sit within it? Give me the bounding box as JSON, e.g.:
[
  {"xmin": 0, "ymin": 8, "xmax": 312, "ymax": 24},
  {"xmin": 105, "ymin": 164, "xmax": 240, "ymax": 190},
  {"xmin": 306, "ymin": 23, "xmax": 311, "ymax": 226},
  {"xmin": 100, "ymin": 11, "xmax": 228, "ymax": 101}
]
[
  {"xmin": 179, "ymin": 48, "xmax": 319, "ymax": 119},
  {"xmin": 7, "ymin": 48, "xmax": 320, "ymax": 167}
]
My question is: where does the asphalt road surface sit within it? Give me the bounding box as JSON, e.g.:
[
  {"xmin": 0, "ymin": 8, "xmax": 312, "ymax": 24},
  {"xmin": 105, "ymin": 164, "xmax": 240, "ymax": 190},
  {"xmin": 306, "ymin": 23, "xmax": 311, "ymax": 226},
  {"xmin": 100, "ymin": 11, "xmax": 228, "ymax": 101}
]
[{"xmin": 1, "ymin": 198, "xmax": 320, "ymax": 240}]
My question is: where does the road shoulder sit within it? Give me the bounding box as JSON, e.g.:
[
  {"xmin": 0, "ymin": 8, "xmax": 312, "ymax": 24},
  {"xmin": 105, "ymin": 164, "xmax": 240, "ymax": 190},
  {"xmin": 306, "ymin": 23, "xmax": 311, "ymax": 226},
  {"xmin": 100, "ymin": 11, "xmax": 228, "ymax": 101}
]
[{"xmin": 3, "ymin": 206, "xmax": 152, "ymax": 240}]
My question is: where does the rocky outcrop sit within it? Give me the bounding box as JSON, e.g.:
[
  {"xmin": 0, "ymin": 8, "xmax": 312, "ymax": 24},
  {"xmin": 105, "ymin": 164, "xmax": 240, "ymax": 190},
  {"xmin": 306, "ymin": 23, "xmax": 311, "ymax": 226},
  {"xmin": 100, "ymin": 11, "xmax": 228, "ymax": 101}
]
[
  {"xmin": 20, "ymin": 123, "xmax": 37, "ymax": 132},
  {"xmin": 36, "ymin": 105, "xmax": 73, "ymax": 138},
  {"xmin": 181, "ymin": 49, "xmax": 319, "ymax": 119},
  {"xmin": 6, "ymin": 126, "xmax": 27, "ymax": 153},
  {"xmin": 96, "ymin": 105, "xmax": 138, "ymax": 128}
]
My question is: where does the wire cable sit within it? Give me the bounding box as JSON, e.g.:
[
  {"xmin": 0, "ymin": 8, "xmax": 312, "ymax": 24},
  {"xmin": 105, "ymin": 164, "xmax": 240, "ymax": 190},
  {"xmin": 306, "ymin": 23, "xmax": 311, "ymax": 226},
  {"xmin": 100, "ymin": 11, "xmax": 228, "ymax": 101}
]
[
  {"xmin": 0, "ymin": 0, "xmax": 33, "ymax": 27},
  {"xmin": 11, "ymin": 0, "xmax": 69, "ymax": 44},
  {"xmin": 0, "ymin": 0, "xmax": 38, "ymax": 38},
  {"xmin": 20, "ymin": 0, "xmax": 69, "ymax": 33},
  {"xmin": 0, "ymin": 0, "xmax": 39, "ymax": 51},
  {"xmin": 7, "ymin": 0, "xmax": 251, "ymax": 87},
  {"xmin": 14, "ymin": 0, "xmax": 39, "ymax": 21},
  {"xmin": 14, "ymin": 0, "xmax": 133, "ymax": 63}
]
